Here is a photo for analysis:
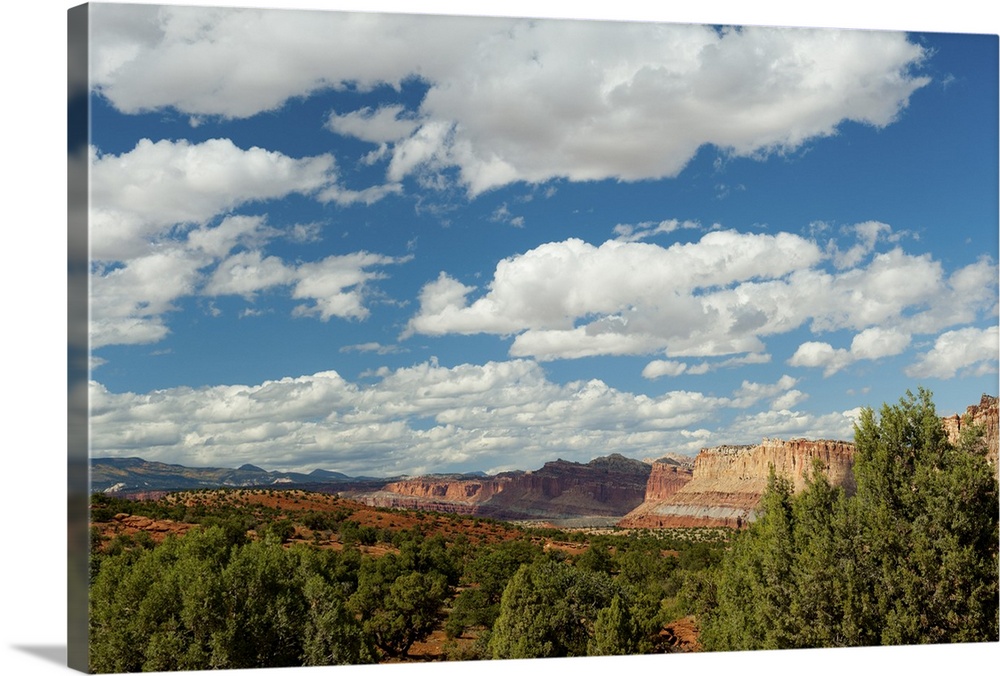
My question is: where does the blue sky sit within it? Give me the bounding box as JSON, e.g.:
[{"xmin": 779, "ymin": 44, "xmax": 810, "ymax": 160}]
[{"xmin": 80, "ymin": 2, "xmax": 999, "ymax": 477}]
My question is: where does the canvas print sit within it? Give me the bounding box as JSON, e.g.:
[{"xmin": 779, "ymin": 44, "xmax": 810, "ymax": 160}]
[{"xmin": 68, "ymin": 2, "xmax": 999, "ymax": 673}]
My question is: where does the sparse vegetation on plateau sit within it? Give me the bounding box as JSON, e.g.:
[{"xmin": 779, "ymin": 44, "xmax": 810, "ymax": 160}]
[
  {"xmin": 89, "ymin": 485, "xmax": 721, "ymax": 668},
  {"xmin": 88, "ymin": 389, "xmax": 999, "ymax": 671}
]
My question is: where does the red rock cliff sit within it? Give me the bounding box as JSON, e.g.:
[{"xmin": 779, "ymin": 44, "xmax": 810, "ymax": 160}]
[
  {"xmin": 942, "ymin": 394, "xmax": 998, "ymax": 471},
  {"xmin": 382, "ymin": 477, "xmax": 509, "ymax": 503},
  {"xmin": 618, "ymin": 438, "xmax": 855, "ymax": 529},
  {"xmin": 348, "ymin": 454, "xmax": 651, "ymax": 522},
  {"xmin": 484, "ymin": 455, "xmax": 652, "ymax": 520},
  {"xmin": 349, "ymin": 397, "xmax": 996, "ymax": 528},
  {"xmin": 616, "ymin": 461, "xmax": 694, "ymax": 528},
  {"xmin": 645, "ymin": 462, "xmax": 695, "ymax": 500}
]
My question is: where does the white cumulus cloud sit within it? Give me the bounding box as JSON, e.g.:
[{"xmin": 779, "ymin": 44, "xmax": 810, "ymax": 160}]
[
  {"xmin": 91, "ymin": 249, "xmax": 205, "ymax": 349},
  {"xmin": 90, "ymin": 6, "xmax": 930, "ymax": 195},
  {"xmin": 905, "ymin": 326, "xmax": 999, "ymax": 379},
  {"xmin": 408, "ymin": 230, "xmax": 823, "ymax": 360},
  {"xmin": 90, "ymin": 138, "xmax": 337, "ymax": 261},
  {"xmin": 642, "ymin": 360, "xmax": 688, "ymax": 379},
  {"xmin": 408, "ymin": 226, "xmax": 995, "ymax": 369},
  {"xmin": 788, "ymin": 327, "xmax": 912, "ymax": 376},
  {"xmin": 89, "ymin": 138, "xmax": 411, "ymax": 348},
  {"xmin": 90, "ymin": 359, "xmax": 741, "ymax": 475},
  {"xmin": 730, "ymin": 375, "xmax": 800, "ymax": 408}
]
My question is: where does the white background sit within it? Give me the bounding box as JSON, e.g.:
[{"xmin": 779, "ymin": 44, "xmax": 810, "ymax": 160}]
[{"xmin": 1, "ymin": 1, "xmax": 997, "ymax": 675}]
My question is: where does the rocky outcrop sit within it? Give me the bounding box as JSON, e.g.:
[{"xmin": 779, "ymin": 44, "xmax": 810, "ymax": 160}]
[
  {"xmin": 483, "ymin": 455, "xmax": 651, "ymax": 520},
  {"xmin": 382, "ymin": 477, "xmax": 510, "ymax": 503},
  {"xmin": 347, "ymin": 454, "xmax": 652, "ymax": 522},
  {"xmin": 942, "ymin": 394, "xmax": 998, "ymax": 470},
  {"xmin": 619, "ymin": 396, "xmax": 997, "ymax": 530},
  {"xmin": 616, "ymin": 461, "xmax": 694, "ymax": 528},
  {"xmin": 351, "ymin": 490, "xmax": 489, "ymax": 515},
  {"xmin": 357, "ymin": 477, "xmax": 513, "ymax": 514},
  {"xmin": 93, "ymin": 513, "xmax": 195, "ymax": 547},
  {"xmin": 644, "ymin": 461, "xmax": 696, "ymax": 500},
  {"xmin": 618, "ymin": 439, "xmax": 855, "ymax": 529},
  {"xmin": 656, "ymin": 616, "xmax": 700, "ymax": 653}
]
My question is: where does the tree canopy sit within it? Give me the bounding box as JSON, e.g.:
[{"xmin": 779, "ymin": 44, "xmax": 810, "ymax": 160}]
[{"xmin": 698, "ymin": 389, "xmax": 999, "ymax": 650}]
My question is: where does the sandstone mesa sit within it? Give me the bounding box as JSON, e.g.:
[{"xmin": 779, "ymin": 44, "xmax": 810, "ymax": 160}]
[{"xmin": 349, "ymin": 395, "xmax": 999, "ymax": 528}]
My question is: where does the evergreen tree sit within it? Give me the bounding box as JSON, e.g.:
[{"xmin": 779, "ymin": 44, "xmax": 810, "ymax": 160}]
[
  {"xmin": 349, "ymin": 553, "xmax": 449, "ymax": 658},
  {"xmin": 588, "ymin": 595, "xmax": 640, "ymax": 656},
  {"xmin": 302, "ymin": 574, "xmax": 374, "ymax": 666},
  {"xmin": 577, "ymin": 541, "xmax": 614, "ymax": 575},
  {"xmin": 852, "ymin": 389, "xmax": 998, "ymax": 644},
  {"xmin": 700, "ymin": 469, "xmax": 796, "ymax": 651},
  {"xmin": 787, "ymin": 461, "xmax": 850, "ymax": 647},
  {"xmin": 211, "ymin": 536, "xmax": 308, "ymax": 669},
  {"xmin": 446, "ymin": 537, "xmax": 543, "ymax": 639},
  {"xmin": 488, "ymin": 558, "xmax": 620, "ymax": 659},
  {"xmin": 89, "ymin": 527, "xmax": 233, "ymax": 672},
  {"xmin": 700, "ymin": 389, "xmax": 999, "ymax": 650}
]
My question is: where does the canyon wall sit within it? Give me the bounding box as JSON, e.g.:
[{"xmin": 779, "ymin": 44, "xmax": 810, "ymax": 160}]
[
  {"xmin": 942, "ymin": 394, "xmax": 998, "ymax": 470},
  {"xmin": 346, "ymin": 454, "xmax": 651, "ymax": 522},
  {"xmin": 482, "ymin": 455, "xmax": 651, "ymax": 520},
  {"xmin": 349, "ymin": 396, "xmax": 996, "ymax": 529},
  {"xmin": 355, "ymin": 476, "xmax": 513, "ymax": 514},
  {"xmin": 644, "ymin": 461, "xmax": 696, "ymax": 501},
  {"xmin": 614, "ymin": 461, "xmax": 694, "ymax": 528},
  {"xmin": 618, "ymin": 439, "xmax": 855, "ymax": 529},
  {"xmin": 382, "ymin": 477, "xmax": 510, "ymax": 503}
]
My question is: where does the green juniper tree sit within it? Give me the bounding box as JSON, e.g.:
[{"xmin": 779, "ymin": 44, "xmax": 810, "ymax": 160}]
[
  {"xmin": 851, "ymin": 389, "xmax": 999, "ymax": 644},
  {"xmin": 488, "ymin": 557, "xmax": 631, "ymax": 659},
  {"xmin": 301, "ymin": 574, "xmax": 374, "ymax": 666},
  {"xmin": 700, "ymin": 470, "xmax": 797, "ymax": 651},
  {"xmin": 588, "ymin": 594, "xmax": 641, "ymax": 656},
  {"xmin": 349, "ymin": 552, "xmax": 450, "ymax": 658},
  {"xmin": 699, "ymin": 389, "xmax": 999, "ymax": 650}
]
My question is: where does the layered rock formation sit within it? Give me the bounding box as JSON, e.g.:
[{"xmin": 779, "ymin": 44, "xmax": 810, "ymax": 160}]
[
  {"xmin": 614, "ymin": 461, "xmax": 694, "ymax": 528},
  {"xmin": 352, "ymin": 477, "xmax": 512, "ymax": 514},
  {"xmin": 618, "ymin": 439, "xmax": 855, "ymax": 529},
  {"xmin": 942, "ymin": 394, "xmax": 998, "ymax": 470},
  {"xmin": 620, "ymin": 396, "xmax": 998, "ymax": 530},
  {"xmin": 483, "ymin": 454, "xmax": 651, "ymax": 520},
  {"xmin": 644, "ymin": 461, "xmax": 696, "ymax": 500},
  {"xmin": 382, "ymin": 478, "xmax": 507, "ymax": 502},
  {"xmin": 347, "ymin": 453, "xmax": 651, "ymax": 522}
]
